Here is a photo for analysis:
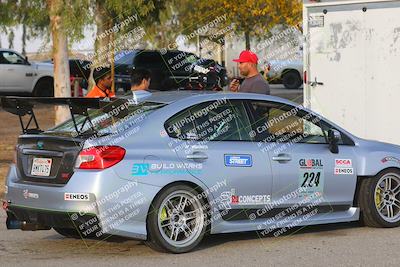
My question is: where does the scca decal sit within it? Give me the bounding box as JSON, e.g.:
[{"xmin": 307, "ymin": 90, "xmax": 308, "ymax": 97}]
[{"xmin": 224, "ymin": 155, "xmax": 252, "ymax": 167}]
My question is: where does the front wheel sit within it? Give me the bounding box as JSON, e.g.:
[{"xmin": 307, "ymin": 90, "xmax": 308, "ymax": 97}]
[
  {"xmin": 359, "ymin": 169, "xmax": 400, "ymax": 227},
  {"xmin": 33, "ymin": 78, "xmax": 54, "ymax": 97},
  {"xmin": 146, "ymin": 184, "xmax": 207, "ymax": 253}
]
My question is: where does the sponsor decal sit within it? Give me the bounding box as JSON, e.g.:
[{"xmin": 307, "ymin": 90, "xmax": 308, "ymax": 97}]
[
  {"xmin": 334, "ymin": 168, "xmax": 354, "ymax": 175},
  {"xmin": 299, "ymin": 159, "xmax": 323, "ymax": 169},
  {"xmin": 22, "ymin": 189, "xmax": 39, "ymax": 199},
  {"xmin": 230, "ymin": 194, "xmax": 271, "ymax": 205},
  {"xmin": 64, "ymin": 193, "xmax": 90, "ymax": 201},
  {"xmin": 334, "ymin": 159, "xmax": 353, "ymax": 175},
  {"xmin": 132, "ymin": 162, "xmax": 202, "ymax": 176},
  {"xmin": 224, "ymin": 154, "xmax": 253, "ymax": 167},
  {"xmin": 299, "ymin": 159, "xmax": 324, "ymax": 195},
  {"xmin": 335, "ymin": 159, "xmax": 352, "ymax": 167},
  {"xmin": 381, "ymin": 156, "xmax": 400, "ymax": 164}
]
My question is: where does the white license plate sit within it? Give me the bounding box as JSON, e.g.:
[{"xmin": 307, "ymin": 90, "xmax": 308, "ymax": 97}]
[{"xmin": 31, "ymin": 158, "xmax": 52, "ymax": 176}]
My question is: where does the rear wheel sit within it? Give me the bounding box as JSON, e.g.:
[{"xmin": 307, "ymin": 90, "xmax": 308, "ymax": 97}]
[
  {"xmin": 359, "ymin": 169, "xmax": 400, "ymax": 227},
  {"xmin": 146, "ymin": 184, "xmax": 207, "ymax": 253},
  {"xmin": 282, "ymin": 70, "xmax": 302, "ymax": 89}
]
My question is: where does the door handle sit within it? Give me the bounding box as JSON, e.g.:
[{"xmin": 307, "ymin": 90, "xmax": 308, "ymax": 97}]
[
  {"xmin": 272, "ymin": 154, "xmax": 292, "ymax": 162},
  {"xmin": 309, "ymin": 77, "xmax": 324, "ymax": 87},
  {"xmin": 7, "ymin": 68, "xmax": 14, "ymax": 71},
  {"xmin": 186, "ymin": 152, "xmax": 208, "ymax": 160}
]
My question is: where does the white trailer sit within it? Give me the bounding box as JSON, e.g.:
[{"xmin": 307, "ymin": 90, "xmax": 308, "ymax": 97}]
[{"xmin": 303, "ymin": 0, "xmax": 400, "ymax": 144}]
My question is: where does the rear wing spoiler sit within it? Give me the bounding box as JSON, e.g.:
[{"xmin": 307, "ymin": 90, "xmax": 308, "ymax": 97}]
[{"xmin": 0, "ymin": 97, "xmax": 132, "ymax": 135}]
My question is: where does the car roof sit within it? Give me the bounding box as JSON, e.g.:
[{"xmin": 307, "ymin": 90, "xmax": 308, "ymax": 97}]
[
  {"xmin": 0, "ymin": 48, "xmax": 21, "ymax": 54},
  {"xmin": 142, "ymin": 90, "xmax": 297, "ymax": 106}
]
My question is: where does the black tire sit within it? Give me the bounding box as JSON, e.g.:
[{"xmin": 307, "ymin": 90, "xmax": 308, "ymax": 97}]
[
  {"xmin": 53, "ymin": 227, "xmax": 81, "ymax": 239},
  {"xmin": 358, "ymin": 169, "xmax": 400, "ymax": 228},
  {"xmin": 145, "ymin": 184, "xmax": 208, "ymax": 253},
  {"xmin": 33, "ymin": 78, "xmax": 54, "ymax": 97},
  {"xmin": 282, "ymin": 70, "xmax": 302, "ymax": 89}
]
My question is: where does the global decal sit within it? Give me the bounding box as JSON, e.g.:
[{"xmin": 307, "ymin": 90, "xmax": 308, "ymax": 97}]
[{"xmin": 299, "ymin": 159, "xmax": 323, "ymax": 169}]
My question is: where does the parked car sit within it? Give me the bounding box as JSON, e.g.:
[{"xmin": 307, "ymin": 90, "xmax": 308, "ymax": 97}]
[
  {"xmin": 266, "ymin": 59, "xmax": 303, "ymax": 89},
  {"xmin": 42, "ymin": 58, "xmax": 91, "ymax": 97},
  {"xmin": 114, "ymin": 50, "xmax": 228, "ymax": 91},
  {"xmin": 0, "ymin": 49, "xmax": 54, "ymax": 96},
  {"xmin": 3, "ymin": 91, "xmax": 400, "ymax": 253}
]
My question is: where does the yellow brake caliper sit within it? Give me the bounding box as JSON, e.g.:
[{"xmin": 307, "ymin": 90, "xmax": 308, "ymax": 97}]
[
  {"xmin": 375, "ymin": 188, "xmax": 382, "ymax": 208},
  {"xmin": 160, "ymin": 207, "xmax": 168, "ymax": 222}
]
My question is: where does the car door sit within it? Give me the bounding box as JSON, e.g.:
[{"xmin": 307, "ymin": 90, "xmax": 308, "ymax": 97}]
[
  {"xmin": 1, "ymin": 51, "xmax": 35, "ymax": 92},
  {"xmin": 164, "ymin": 99, "xmax": 273, "ymax": 217},
  {"xmin": 248, "ymin": 100, "xmax": 358, "ymax": 213}
]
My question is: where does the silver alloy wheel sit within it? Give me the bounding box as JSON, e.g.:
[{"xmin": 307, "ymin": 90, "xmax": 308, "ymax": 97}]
[
  {"xmin": 374, "ymin": 173, "xmax": 400, "ymax": 223},
  {"xmin": 157, "ymin": 190, "xmax": 205, "ymax": 248}
]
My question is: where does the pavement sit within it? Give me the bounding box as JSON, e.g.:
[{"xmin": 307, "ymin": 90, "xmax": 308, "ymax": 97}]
[{"xmin": 1, "ymin": 210, "xmax": 400, "ymax": 267}]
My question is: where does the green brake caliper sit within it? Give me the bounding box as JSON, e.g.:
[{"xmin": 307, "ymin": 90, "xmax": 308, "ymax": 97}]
[{"xmin": 160, "ymin": 207, "xmax": 168, "ymax": 222}]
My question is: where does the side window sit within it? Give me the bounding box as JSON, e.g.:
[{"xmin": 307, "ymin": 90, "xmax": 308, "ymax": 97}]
[
  {"xmin": 134, "ymin": 52, "xmax": 163, "ymax": 68},
  {"xmin": 2, "ymin": 52, "xmax": 26, "ymax": 65},
  {"xmin": 250, "ymin": 101, "xmax": 339, "ymax": 144},
  {"xmin": 165, "ymin": 100, "xmax": 253, "ymax": 141}
]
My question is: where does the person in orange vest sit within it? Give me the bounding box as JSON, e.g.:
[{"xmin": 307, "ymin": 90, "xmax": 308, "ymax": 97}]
[{"xmin": 85, "ymin": 66, "xmax": 115, "ymax": 98}]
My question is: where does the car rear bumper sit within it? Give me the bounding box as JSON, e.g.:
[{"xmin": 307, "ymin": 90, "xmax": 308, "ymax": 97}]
[{"xmin": 4, "ymin": 164, "xmax": 161, "ymax": 240}]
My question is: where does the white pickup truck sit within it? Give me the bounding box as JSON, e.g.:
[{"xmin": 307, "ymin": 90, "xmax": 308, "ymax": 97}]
[{"xmin": 0, "ymin": 49, "xmax": 54, "ymax": 96}]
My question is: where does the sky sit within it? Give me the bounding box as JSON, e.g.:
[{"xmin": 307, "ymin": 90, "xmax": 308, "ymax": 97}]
[{"xmin": 0, "ymin": 25, "xmax": 98, "ymax": 55}]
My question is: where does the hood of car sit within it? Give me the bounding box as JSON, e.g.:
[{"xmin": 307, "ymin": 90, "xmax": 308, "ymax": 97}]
[{"xmin": 30, "ymin": 61, "xmax": 53, "ymax": 70}]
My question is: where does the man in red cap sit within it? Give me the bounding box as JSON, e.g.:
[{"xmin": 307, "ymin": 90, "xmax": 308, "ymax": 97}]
[{"xmin": 230, "ymin": 50, "xmax": 270, "ymax": 94}]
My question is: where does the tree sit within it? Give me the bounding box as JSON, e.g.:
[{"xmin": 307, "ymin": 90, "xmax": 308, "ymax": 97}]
[
  {"xmin": 86, "ymin": 0, "xmax": 169, "ymax": 92},
  {"xmin": 0, "ymin": 0, "xmax": 90, "ymax": 124},
  {"xmin": 175, "ymin": 0, "xmax": 302, "ymax": 50}
]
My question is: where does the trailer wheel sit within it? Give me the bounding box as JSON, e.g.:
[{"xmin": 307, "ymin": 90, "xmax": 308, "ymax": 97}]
[{"xmin": 282, "ymin": 70, "xmax": 302, "ymax": 89}]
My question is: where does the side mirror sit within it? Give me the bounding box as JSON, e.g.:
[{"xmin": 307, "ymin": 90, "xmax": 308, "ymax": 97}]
[{"xmin": 328, "ymin": 129, "xmax": 340, "ymax": 154}]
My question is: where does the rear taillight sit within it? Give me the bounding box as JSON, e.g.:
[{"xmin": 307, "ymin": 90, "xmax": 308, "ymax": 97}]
[
  {"xmin": 75, "ymin": 146, "xmax": 126, "ymax": 170},
  {"xmin": 303, "ymin": 71, "xmax": 307, "ymax": 84}
]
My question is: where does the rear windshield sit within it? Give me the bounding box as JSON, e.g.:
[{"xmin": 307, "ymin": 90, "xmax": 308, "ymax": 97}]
[{"xmin": 45, "ymin": 101, "xmax": 166, "ymax": 137}]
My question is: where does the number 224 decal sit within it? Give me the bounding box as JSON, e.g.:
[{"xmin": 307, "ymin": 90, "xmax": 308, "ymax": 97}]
[
  {"xmin": 299, "ymin": 171, "xmax": 324, "ymax": 195},
  {"xmin": 301, "ymin": 172, "xmax": 321, "ymax": 188}
]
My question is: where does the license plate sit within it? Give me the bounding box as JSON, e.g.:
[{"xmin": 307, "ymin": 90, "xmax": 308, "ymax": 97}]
[{"xmin": 31, "ymin": 158, "xmax": 52, "ymax": 176}]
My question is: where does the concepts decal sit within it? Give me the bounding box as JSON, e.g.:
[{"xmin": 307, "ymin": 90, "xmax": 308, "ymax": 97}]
[{"xmin": 231, "ymin": 195, "xmax": 271, "ymax": 205}]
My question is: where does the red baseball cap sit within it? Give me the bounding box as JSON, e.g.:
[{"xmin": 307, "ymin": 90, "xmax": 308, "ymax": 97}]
[{"xmin": 233, "ymin": 50, "xmax": 258, "ymax": 64}]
